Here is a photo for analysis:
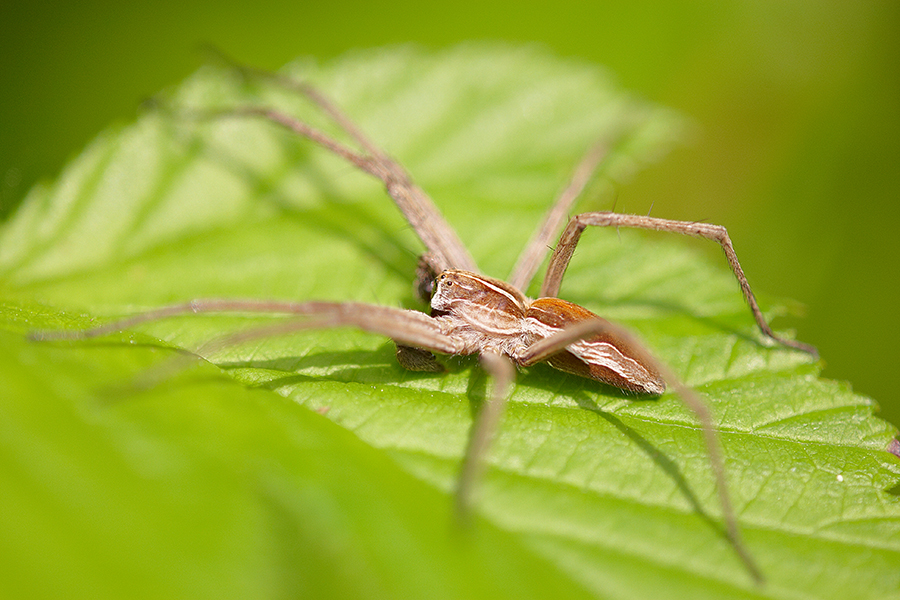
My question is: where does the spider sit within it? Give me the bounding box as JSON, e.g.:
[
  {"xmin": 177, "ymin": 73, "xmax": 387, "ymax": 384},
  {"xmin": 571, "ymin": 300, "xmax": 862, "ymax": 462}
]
[{"xmin": 35, "ymin": 63, "xmax": 816, "ymax": 581}]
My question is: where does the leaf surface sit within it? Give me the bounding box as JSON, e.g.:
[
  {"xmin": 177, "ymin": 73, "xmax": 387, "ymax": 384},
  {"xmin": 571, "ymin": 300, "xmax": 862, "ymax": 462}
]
[{"xmin": 1, "ymin": 44, "xmax": 898, "ymax": 599}]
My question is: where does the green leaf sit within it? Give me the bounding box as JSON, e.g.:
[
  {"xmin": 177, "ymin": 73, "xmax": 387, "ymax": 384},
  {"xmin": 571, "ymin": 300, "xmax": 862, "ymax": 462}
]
[{"xmin": 1, "ymin": 44, "xmax": 898, "ymax": 599}]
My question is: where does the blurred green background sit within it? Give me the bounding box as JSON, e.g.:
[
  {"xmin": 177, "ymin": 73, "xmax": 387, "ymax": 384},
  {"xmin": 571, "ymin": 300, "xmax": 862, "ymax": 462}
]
[{"xmin": 2, "ymin": 1, "xmax": 898, "ymax": 427}]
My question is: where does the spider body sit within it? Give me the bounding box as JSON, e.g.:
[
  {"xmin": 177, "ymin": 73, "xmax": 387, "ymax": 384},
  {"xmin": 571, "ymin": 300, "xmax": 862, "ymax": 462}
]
[{"xmin": 429, "ymin": 270, "xmax": 664, "ymax": 394}]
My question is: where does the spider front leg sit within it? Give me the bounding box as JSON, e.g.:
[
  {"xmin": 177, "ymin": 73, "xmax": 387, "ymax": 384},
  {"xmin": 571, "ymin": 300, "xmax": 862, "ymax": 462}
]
[
  {"xmin": 33, "ymin": 297, "xmax": 508, "ymax": 519},
  {"xmin": 32, "ymin": 300, "xmax": 463, "ymax": 360},
  {"xmin": 541, "ymin": 211, "xmax": 818, "ymax": 356},
  {"xmin": 177, "ymin": 82, "xmax": 477, "ymax": 274}
]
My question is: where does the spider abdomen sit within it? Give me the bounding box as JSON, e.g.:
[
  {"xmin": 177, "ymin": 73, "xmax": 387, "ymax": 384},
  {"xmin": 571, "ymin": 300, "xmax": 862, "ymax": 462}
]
[{"xmin": 523, "ymin": 298, "xmax": 665, "ymax": 395}]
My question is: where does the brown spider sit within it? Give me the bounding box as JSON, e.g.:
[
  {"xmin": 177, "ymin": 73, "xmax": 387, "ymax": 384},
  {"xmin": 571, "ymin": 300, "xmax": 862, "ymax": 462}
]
[{"xmin": 35, "ymin": 66, "xmax": 816, "ymax": 582}]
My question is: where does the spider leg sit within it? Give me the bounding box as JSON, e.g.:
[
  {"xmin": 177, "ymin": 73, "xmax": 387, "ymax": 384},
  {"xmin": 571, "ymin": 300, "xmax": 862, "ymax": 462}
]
[
  {"xmin": 507, "ymin": 141, "xmax": 611, "ymax": 291},
  {"xmin": 30, "ymin": 299, "xmax": 319, "ymax": 341},
  {"xmin": 207, "ymin": 317, "xmax": 518, "ymax": 530},
  {"xmin": 36, "ymin": 295, "xmax": 514, "ymax": 526},
  {"xmin": 178, "ymin": 85, "xmax": 477, "ymax": 274},
  {"xmin": 455, "ymin": 351, "xmax": 515, "ymax": 520},
  {"xmin": 395, "ymin": 345, "xmax": 445, "ymax": 372},
  {"xmin": 201, "ymin": 46, "xmax": 388, "ymax": 159},
  {"xmin": 32, "ymin": 299, "xmax": 462, "ymax": 358},
  {"xmin": 519, "ymin": 317, "xmax": 762, "ymax": 583},
  {"xmin": 197, "ymin": 302, "xmax": 463, "ymax": 358},
  {"xmin": 540, "ymin": 211, "xmax": 818, "ymax": 356}
]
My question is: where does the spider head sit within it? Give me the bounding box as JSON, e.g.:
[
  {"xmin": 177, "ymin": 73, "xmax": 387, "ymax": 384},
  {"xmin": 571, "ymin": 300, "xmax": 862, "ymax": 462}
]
[
  {"xmin": 430, "ymin": 271, "xmax": 458, "ymax": 313},
  {"xmin": 430, "ymin": 270, "xmax": 527, "ymax": 319}
]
